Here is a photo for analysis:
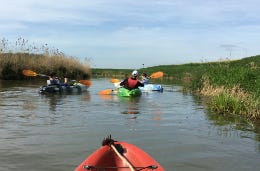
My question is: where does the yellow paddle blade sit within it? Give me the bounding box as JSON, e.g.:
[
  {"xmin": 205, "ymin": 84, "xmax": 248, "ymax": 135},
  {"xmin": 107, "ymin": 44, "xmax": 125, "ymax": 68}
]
[
  {"xmin": 150, "ymin": 71, "xmax": 164, "ymax": 79},
  {"xmin": 98, "ymin": 89, "xmax": 113, "ymax": 95},
  {"xmin": 110, "ymin": 79, "xmax": 120, "ymax": 83},
  {"xmin": 79, "ymin": 80, "xmax": 92, "ymax": 87},
  {"xmin": 22, "ymin": 70, "xmax": 38, "ymax": 76}
]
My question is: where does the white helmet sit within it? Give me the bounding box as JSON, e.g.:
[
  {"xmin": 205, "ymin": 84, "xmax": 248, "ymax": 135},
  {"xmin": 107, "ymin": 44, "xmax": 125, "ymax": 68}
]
[{"xmin": 132, "ymin": 70, "xmax": 138, "ymax": 76}]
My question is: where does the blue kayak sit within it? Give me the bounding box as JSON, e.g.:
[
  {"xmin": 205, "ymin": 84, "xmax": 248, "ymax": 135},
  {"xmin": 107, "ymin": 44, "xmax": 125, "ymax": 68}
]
[{"xmin": 139, "ymin": 84, "xmax": 163, "ymax": 92}]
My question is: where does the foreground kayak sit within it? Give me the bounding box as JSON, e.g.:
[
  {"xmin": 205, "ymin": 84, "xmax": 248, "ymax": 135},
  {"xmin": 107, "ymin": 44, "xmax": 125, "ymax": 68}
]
[
  {"xmin": 117, "ymin": 87, "xmax": 142, "ymax": 97},
  {"xmin": 75, "ymin": 136, "xmax": 165, "ymax": 171},
  {"xmin": 39, "ymin": 83, "xmax": 88, "ymax": 94}
]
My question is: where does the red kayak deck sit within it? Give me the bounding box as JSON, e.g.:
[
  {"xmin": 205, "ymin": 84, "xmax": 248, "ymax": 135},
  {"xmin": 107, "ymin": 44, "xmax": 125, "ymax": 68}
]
[{"xmin": 75, "ymin": 138, "xmax": 165, "ymax": 171}]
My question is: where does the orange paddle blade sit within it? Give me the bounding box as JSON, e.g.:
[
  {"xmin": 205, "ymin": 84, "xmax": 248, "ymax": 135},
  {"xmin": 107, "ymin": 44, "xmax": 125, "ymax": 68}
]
[
  {"xmin": 22, "ymin": 70, "xmax": 38, "ymax": 76},
  {"xmin": 150, "ymin": 71, "xmax": 164, "ymax": 78},
  {"xmin": 110, "ymin": 79, "xmax": 120, "ymax": 83},
  {"xmin": 79, "ymin": 80, "xmax": 92, "ymax": 87},
  {"xmin": 98, "ymin": 89, "xmax": 113, "ymax": 95}
]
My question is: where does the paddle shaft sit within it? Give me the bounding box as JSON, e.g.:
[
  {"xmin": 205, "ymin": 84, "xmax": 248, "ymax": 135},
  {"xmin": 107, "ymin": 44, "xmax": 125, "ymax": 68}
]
[
  {"xmin": 23, "ymin": 70, "xmax": 91, "ymax": 87},
  {"xmin": 110, "ymin": 144, "xmax": 135, "ymax": 171}
]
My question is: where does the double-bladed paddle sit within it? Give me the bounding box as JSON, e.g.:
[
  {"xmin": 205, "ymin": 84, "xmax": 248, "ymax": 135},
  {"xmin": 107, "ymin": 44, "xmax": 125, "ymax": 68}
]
[
  {"xmin": 98, "ymin": 89, "xmax": 114, "ymax": 95},
  {"xmin": 109, "ymin": 71, "xmax": 164, "ymax": 83},
  {"xmin": 149, "ymin": 71, "xmax": 164, "ymax": 79},
  {"xmin": 22, "ymin": 69, "xmax": 92, "ymax": 87},
  {"xmin": 22, "ymin": 69, "xmax": 48, "ymax": 77},
  {"xmin": 109, "ymin": 78, "xmax": 121, "ymax": 83},
  {"xmin": 78, "ymin": 80, "xmax": 92, "ymax": 87}
]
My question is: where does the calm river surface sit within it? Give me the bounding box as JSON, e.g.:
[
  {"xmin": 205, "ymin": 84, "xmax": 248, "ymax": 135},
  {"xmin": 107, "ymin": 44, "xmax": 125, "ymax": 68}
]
[{"xmin": 0, "ymin": 79, "xmax": 259, "ymax": 171}]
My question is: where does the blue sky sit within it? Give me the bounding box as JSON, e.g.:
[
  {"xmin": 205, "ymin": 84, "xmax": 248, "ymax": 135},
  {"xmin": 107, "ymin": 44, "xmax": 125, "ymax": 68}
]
[{"xmin": 1, "ymin": 0, "xmax": 260, "ymax": 69}]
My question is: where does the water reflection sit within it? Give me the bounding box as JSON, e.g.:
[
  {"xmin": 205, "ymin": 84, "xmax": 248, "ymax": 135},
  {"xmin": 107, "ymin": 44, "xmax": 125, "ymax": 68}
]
[
  {"xmin": 98, "ymin": 94, "xmax": 117, "ymax": 100},
  {"xmin": 1, "ymin": 79, "xmax": 260, "ymax": 171},
  {"xmin": 207, "ymin": 110, "xmax": 255, "ymax": 130},
  {"xmin": 97, "ymin": 93, "xmax": 141, "ymax": 115},
  {"xmin": 119, "ymin": 97, "xmax": 141, "ymax": 115},
  {"xmin": 22, "ymin": 100, "xmax": 37, "ymax": 110},
  {"xmin": 39, "ymin": 92, "xmax": 91, "ymax": 111},
  {"xmin": 182, "ymin": 94, "xmax": 260, "ymax": 152},
  {"xmin": 81, "ymin": 91, "xmax": 91, "ymax": 102},
  {"xmin": 42, "ymin": 94, "xmax": 63, "ymax": 111}
]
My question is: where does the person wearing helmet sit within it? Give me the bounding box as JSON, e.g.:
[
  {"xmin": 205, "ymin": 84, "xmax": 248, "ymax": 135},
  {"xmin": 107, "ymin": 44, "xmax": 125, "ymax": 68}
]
[{"xmin": 120, "ymin": 70, "xmax": 144, "ymax": 90}]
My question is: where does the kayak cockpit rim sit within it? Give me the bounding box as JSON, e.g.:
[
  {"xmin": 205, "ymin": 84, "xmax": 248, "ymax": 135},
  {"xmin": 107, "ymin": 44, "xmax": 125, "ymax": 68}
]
[{"xmin": 83, "ymin": 165, "xmax": 158, "ymax": 170}]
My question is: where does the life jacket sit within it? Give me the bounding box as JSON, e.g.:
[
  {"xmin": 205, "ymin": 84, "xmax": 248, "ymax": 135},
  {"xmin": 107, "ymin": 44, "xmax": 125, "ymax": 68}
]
[{"xmin": 127, "ymin": 78, "xmax": 138, "ymax": 89}]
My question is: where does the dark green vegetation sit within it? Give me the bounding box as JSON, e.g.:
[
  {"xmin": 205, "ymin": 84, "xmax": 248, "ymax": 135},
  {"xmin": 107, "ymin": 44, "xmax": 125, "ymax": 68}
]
[
  {"xmin": 92, "ymin": 55, "xmax": 260, "ymax": 121},
  {"xmin": 92, "ymin": 68, "xmax": 132, "ymax": 79},
  {"xmin": 0, "ymin": 38, "xmax": 90, "ymax": 80}
]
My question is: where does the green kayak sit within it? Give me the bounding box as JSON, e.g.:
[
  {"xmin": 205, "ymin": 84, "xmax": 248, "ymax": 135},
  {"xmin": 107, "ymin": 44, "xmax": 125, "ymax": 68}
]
[{"xmin": 117, "ymin": 87, "xmax": 142, "ymax": 97}]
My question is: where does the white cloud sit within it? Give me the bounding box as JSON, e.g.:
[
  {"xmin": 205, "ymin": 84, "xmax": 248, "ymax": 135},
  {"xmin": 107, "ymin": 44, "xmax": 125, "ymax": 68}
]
[{"xmin": 0, "ymin": 0, "xmax": 260, "ymax": 68}]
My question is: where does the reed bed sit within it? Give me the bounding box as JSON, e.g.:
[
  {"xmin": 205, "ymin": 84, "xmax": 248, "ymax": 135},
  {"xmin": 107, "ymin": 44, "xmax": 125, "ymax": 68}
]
[{"xmin": 0, "ymin": 38, "xmax": 90, "ymax": 80}]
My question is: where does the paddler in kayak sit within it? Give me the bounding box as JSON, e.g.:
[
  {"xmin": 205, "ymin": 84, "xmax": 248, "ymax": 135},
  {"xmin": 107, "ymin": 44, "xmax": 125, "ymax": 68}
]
[
  {"xmin": 120, "ymin": 70, "xmax": 144, "ymax": 90},
  {"xmin": 141, "ymin": 72, "xmax": 150, "ymax": 84},
  {"xmin": 47, "ymin": 72, "xmax": 60, "ymax": 86}
]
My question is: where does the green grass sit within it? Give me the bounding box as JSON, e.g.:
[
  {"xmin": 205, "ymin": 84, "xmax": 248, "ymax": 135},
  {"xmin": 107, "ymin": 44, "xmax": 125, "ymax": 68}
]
[
  {"xmin": 92, "ymin": 68, "xmax": 132, "ymax": 79},
  {"xmin": 209, "ymin": 90, "xmax": 259, "ymax": 119},
  {"xmin": 162, "ymin": 56, "xmax": 260, "ymax": 120},
  {"xmin": 203, "ymin": 60, "xmax": 260, "ymax": 98}
]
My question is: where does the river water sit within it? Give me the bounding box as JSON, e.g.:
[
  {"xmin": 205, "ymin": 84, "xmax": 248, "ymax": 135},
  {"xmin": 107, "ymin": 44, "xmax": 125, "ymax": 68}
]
[{"xmin": 0, "ymin": 79, "xmax": 259, "ymax": 171}]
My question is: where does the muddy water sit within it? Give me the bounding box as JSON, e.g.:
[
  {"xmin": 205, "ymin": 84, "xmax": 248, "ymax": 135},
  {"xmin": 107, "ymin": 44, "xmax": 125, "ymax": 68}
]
[{"xmin": 0, "ymin": 79, "xmax": 259, "ymax": 171}]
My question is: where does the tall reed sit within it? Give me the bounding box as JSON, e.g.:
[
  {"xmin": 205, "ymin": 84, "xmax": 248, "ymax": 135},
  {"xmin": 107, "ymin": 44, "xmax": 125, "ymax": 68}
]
[{"xmin": 0, "ymin": 38, "xmax": 90, "ymax": 80}]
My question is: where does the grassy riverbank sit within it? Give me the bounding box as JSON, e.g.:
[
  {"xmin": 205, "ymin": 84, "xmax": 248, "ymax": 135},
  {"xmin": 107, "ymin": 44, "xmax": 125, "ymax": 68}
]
[
  {"xmin": 155, "ymin": 56, "xmax": 259, "ymax": 121},
  {"xmin": 92, "ymin": 55, "xmax": 260, "ymax": 121},
  {"xmin": 197, "ymin": 57, "xmax": 259, "ymax": 120}
]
